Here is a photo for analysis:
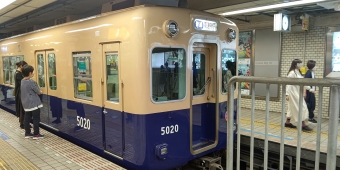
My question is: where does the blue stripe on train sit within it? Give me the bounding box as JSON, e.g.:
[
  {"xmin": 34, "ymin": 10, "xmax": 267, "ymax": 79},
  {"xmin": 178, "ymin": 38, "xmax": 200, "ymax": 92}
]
[{"xmin": 0, "ymin": 85, "xmax": 236, "ymax": 170}]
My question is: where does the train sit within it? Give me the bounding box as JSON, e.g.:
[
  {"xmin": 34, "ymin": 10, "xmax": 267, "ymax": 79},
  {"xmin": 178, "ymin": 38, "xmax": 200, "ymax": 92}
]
[{"xmin": 0, "ymin": 5, "xmax": 238, "ymax": 170}]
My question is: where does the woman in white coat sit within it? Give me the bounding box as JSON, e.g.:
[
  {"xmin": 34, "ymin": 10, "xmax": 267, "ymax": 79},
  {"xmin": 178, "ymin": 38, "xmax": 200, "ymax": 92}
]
[{"xmin": 285, "ymin": 59, "xmax": 314, "ymax": 132}]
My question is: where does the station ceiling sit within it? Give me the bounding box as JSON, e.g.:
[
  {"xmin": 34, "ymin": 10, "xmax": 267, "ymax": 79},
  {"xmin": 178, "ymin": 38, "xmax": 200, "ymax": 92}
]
[{"xmin": 0, "ymin": 0, "xmax": 339, "ymax": 36}]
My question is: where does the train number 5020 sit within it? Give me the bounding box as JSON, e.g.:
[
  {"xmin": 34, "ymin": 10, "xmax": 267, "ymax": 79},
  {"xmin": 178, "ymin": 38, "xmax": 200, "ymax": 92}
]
[
  {"xmin": 77, "ymin": 116, "xmax": 91, "ymax": 130},
  {"xmin": 161, "ymin": 125, "xmax": 179, "ymax": 135}
]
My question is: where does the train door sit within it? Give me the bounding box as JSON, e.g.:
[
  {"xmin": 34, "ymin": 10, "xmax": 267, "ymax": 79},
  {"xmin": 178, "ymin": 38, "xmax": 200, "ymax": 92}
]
[
  {"xmin": 35, "ymin": 50, "xmax": 58, "ymax": 125},
  {"xmin": 190, "ymin": 43, "xmax": 218, "ymax": 154},
  {"xmin": 101, "ymin": 42, "xmax": 124, "ymax": 158}
]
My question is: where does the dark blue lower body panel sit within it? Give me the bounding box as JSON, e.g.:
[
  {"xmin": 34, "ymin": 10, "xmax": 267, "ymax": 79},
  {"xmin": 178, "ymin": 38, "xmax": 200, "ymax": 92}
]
[{"xmin": 0, "ymin": 85, "xmax": 236, "ymax": 170}]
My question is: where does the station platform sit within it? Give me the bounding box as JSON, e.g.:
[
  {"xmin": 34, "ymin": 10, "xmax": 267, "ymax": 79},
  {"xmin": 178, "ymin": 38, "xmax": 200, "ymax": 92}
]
[
  {"xmin": 0, "ymin": 109, "xmax": 124, "ymax": 170},
  {"xmin": 238, "ymin": 108, "xmax": 340, "ymax": 167}
]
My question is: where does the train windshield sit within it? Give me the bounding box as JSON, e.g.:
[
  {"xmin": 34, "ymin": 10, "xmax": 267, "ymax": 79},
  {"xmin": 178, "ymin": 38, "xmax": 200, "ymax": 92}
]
[{"xmin": 151, "ymin": 48, "xmax": 186, "ymax": 102}]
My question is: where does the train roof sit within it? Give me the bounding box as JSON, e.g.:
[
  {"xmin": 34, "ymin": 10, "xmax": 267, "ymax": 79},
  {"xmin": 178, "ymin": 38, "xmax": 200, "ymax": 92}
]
[{"xmin": 0, "ymin": 5, "xmax": 223, "ymax": 42}]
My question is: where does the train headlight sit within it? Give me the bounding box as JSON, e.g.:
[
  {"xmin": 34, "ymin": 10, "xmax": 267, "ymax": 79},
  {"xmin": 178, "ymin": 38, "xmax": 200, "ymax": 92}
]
[
  {"xmin": 155, "ymin": 143, "xmax": 168, "ymax": 160},
  {"xmin": 226, "ymin": 28, "xmax": 236, "ymax": 42},
  {"xmin": 163, "ymin": 20, "xmax": 179, "ymax": 38}
]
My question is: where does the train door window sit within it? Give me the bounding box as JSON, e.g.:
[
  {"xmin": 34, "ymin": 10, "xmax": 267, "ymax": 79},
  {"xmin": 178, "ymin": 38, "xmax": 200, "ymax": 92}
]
[
  {"xmin": 3, "ymin": 57, "xmax": 10, "ymax": 84},
  {"xmin": 73, "ymin": 52, "xmax": 93, "ymax": 100},
  {"xmin": 193, "ymin": 53, "xmax": 206, "ymax": 96},
  {"xmin": 37, "ymin": 54, "xmax": 45, "ymax": 88},
  {"xmin": 105, "ymin": 52, "xmax": 119, "ymax": 102},
  {"xmin": 48, "ymin": 53, "xmax": 57, "ymax": 90},
  {"xmin": 221, "ymin": 49, "xmax": 237, "ymax": 93},
  {"xmin": 151, "ymin": 47, "xmax": 186, "ymax": 102}
]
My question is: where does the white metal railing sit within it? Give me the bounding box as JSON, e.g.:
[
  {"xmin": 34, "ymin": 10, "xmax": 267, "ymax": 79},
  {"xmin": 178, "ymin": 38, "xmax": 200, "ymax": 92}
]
[{"xmin": 226, "ymin": 76, "xmax": 340, "ymax": 170}]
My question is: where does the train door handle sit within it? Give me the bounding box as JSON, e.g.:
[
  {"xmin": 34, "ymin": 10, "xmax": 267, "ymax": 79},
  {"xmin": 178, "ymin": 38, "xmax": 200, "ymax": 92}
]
[{"xmin": 103, "ymin": 109, "xmax": 108, "ymax": 114}]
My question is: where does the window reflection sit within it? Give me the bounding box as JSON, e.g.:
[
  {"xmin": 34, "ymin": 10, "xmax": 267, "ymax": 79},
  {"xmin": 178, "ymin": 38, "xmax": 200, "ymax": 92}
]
[
  {"xmin": 3, "ymin": 57, "xmax": 9, "ymax": 84},
  {"xmin": 73, "ymin": 53, "xmax": 92, "ymax": 100},
  {"xmin": 48, "ymin": 53, "xmax": 57, "ymax": 90},
  {"xmin": 37, "ymin": 54, "xmax": 45, "ymax": 88},
  {"xmin": 222, "ymin": 50, "xmax": 237, "ymax": 93},
  {"xmin": 3, "ymin": 56, "xmax": 24, "ymax": 85},
  {"xmin": 151, "ymin": 48, "xmax": 186, "ymax": 102},
  {"xmin": 193, "ymin": 53, "xmax": 206, "ymax": 95},
  {"xmin": 106, "ymin": 53, "xmax": 119, "ymax": 102}
]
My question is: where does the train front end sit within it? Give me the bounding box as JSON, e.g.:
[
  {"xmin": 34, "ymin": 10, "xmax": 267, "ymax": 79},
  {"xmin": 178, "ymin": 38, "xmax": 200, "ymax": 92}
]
[{"xmin": 124, "ymin": 6, "xmax": 239, "ymax": 170}]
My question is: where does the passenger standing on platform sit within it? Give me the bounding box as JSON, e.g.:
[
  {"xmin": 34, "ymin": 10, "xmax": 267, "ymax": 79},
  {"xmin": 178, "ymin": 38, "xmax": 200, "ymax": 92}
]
[
  {"xmin": 21, "ymin": 65, "xmax": 44, "ymax": 139},
  {"xmin": 304, "ymin": 60, "xmax": 317, "ymax": 123},
  {"xmin": 285, "ymin": 59, "xmax": 314, "ymax": 132},
  {"xmin": 14, "ymin": 61, "xmax": 27, "ymax": 129}
]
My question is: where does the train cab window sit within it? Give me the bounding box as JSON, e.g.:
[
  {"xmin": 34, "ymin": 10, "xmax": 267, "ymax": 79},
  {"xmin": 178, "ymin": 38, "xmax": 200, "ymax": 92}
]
[
  {"xmin": 73, "ymin": 52, "xmax": 93, "ymax": 100},
  {"xmin": 2, "ymin": 56, "xmax": 24, "ymax": 85},
  {"xmin": 106, "ymin": 53, "xmax": 119, "ymax": 102},
  {"xmin": 151, "ymin": 48, "xmax": 186, "ymax": 102},
  {"xmin": 221, "ymin": 50, "xmax": 237, "ymax": 93},
  {"xmin": 48, "ymin": 53, "xmax": 57, "ymax": 90},
  {"xmin": 37, "ymin": 54, "xmax": 45, "ymax": 88},
  {"xmin": 193, "ymin": 53, "xmax": 206, "ymax": 96}
]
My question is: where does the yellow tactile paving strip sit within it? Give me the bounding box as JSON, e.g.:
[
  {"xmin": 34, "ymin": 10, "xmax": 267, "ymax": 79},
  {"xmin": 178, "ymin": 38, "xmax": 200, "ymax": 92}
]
[
  {"xmin": 0, "ymin": 137, "xmax": 38, "ymax": 170},
  {"xmin": 0, "ymin": 158, "xmax": 11, "ymax": 170}
]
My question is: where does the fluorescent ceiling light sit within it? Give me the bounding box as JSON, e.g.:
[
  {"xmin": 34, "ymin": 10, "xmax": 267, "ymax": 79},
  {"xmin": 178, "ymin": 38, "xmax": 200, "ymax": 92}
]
[
  {"xmin": 65, "ymin": 24, "xmax": 112, "ymax": 33},
  {"xmin": 220, "ymin": 0, "xmax": 327, "ymax": 16},
  {"xmin": 0, "ymin": 0, "xmax": 16, "ymax": 10}
]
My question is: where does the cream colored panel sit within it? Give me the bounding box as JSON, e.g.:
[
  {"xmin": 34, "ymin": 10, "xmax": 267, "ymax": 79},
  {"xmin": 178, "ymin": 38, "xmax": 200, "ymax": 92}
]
[{"xmin": 0, "ymin": 6, "xmax": 239, "ymax": 113}]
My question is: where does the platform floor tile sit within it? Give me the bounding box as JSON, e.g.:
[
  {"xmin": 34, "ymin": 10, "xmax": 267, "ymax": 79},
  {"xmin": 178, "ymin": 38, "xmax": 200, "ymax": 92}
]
[{"xmin": 0, "ymin": 109, "xmax": 124, "ymax": 170}]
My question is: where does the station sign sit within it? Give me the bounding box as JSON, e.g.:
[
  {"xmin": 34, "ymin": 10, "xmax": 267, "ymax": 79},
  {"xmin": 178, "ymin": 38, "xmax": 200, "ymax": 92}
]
[{"xmin": 193, "ymin": 19, "xmax": 218, "ymax": 32}]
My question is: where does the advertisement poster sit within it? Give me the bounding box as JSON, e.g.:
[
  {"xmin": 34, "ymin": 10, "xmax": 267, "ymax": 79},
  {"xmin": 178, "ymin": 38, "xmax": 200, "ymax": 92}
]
[
  {"xmin": 239, "ymin": 59, "xmax": 251, "ymax": 95},
  {"xmin": 332, "ymin": 31, "xmax": 340, "ymax": 72},
  {"xmin": 238, "ymin": 31, "xmax": 252, "ymax": 59}
]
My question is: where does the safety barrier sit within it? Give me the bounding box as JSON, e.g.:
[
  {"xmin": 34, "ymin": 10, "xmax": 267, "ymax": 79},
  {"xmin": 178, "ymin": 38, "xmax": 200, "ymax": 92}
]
[{"xmin": 226, "ymin": 76, "xmax": 340, "ymax": 170}]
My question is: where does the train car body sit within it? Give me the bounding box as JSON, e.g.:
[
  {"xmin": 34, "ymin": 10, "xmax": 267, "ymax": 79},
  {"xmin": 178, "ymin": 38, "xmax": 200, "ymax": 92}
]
[{"xmin": 0, "ymin": 5, "xmax": 238, "ymax": 170}]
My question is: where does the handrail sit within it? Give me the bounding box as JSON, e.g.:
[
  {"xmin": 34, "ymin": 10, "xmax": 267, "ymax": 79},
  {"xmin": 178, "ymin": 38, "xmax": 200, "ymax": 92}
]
[
  {"xmin": 228, "ymin": 76, "xmax": 340, "ymax": 87},
  {"xmin": 226, "ymin": 76, "xmax": 340, "ymax": 170}
]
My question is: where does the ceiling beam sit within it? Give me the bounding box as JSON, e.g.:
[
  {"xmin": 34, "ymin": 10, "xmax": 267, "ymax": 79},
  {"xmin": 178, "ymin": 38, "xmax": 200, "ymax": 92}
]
[
  {"xmin": 226, "ymin": 16, "xmax": 250, "ymax": 23},
  {"xmin": 187, "ymin": 0, "xmax": 256, "ymax": 11}
]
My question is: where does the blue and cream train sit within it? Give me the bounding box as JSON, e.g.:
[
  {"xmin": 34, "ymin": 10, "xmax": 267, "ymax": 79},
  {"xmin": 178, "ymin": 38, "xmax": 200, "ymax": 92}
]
[{"xmin": 0, "ymin": 5, "xmax": 238, "ymax": 170}]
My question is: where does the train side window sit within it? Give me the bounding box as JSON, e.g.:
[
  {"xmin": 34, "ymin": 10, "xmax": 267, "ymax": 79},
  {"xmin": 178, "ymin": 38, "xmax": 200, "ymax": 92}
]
[
  {"xmin": 10, "ymin": 56, "xmax": 25, "ymax": 85},
  {"xmin": 193, "ymin": 53, "xmax": 206, "ymax": 96},
  {"xmin": 37, "ymin": 54, "xmax": 45, "ymax": 88},
  {"xmin": 105, "ymin": 52, "xmax": 119, "ymax": 102},
  {"xmin": 73, "ymin": 52, "xmax": 93, "ymax": 101},
  {"xmin": 221, "ymin": 50, "xmax": 237, "ymax": 93},
  {"xmin": 151, "ymin": 48, "xmax": 186, "ymax": 102},
  {"xmin": 2, "ymin": 56, "xmax": 24, "ymax": 85},
  {"xmin": 10, "ymin": 57, "xmax": 17, "ymax": 85},
  {"xmin": 3, "ymin": 57, "xmax": 10, "ymax": 84},
  {"xmin": 48, "ymin": 53, "xmax": 57, "ymax": 90}
]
